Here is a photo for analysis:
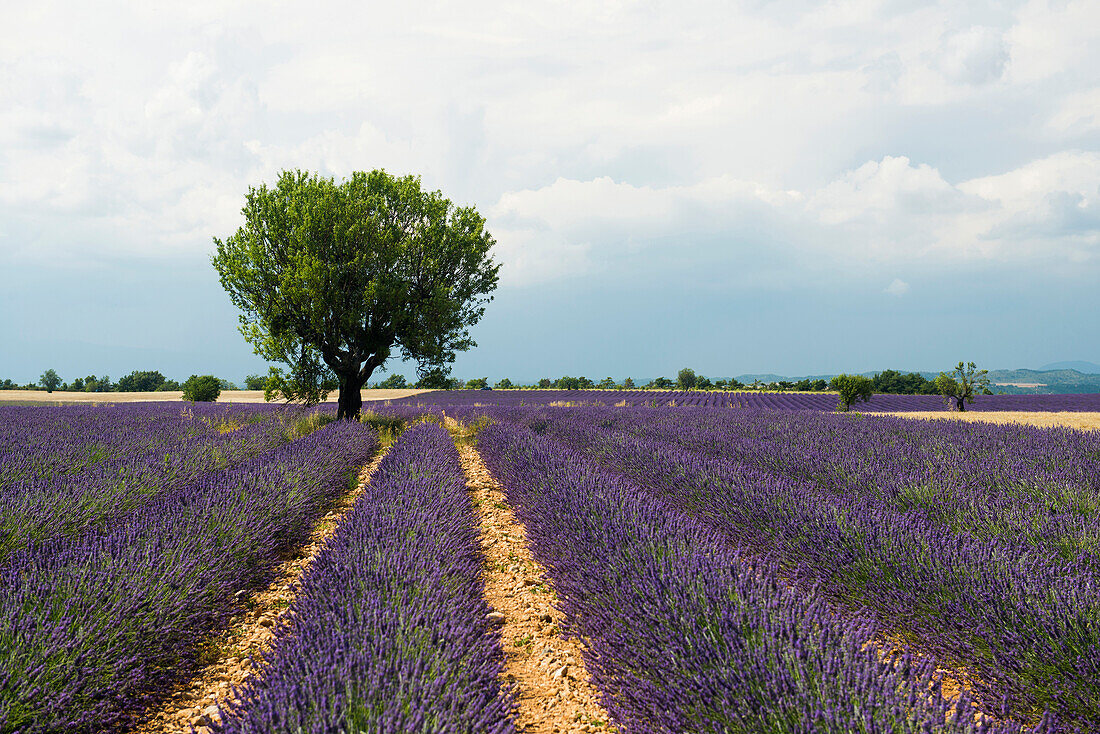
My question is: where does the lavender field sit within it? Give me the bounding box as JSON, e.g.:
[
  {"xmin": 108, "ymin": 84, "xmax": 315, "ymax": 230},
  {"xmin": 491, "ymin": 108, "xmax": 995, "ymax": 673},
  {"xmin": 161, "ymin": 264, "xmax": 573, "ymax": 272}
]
[
  {"xmin": 2, "ymin": 400, "xmax": 1097, "ymax": 732},
  {"xmin": 395, "ymin": 389, "xmax": 1100, "ymax": 412}
]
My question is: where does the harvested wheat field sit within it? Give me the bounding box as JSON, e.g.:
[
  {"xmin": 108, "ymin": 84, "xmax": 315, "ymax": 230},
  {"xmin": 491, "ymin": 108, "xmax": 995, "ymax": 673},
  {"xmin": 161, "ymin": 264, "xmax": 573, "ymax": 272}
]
[
  {"xmin": 885, "ymin": 410, "xmax": 1100, "ymax": 431},
  {"xmin": 0, "ymin": 388, "xmax": 428, "ymax": 404}
]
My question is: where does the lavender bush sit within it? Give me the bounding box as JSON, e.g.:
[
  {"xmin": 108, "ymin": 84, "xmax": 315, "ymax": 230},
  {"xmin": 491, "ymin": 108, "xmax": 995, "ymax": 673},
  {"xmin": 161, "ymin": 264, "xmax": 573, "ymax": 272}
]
[
  {"xmin": 475, "ymin": 418, "xmax": 1047, "ymax": 733},
  {"xmin": 473, "ymin": 407, "xmax": 1097, "ymax": 729},
  {"xmin": 219, "ymin": 422, "xmax": 513, "ymax": 734},
  {"xmin": 0, "ymin": 419, "xmax": 378, "ymax": 733}
]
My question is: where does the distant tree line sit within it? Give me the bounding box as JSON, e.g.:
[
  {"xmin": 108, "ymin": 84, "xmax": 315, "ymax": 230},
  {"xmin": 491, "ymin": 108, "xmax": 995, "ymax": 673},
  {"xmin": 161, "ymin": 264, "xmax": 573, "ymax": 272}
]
[
  {"xmin": 359, "ymin": 366, "xmax": 1001, "ymax": 396},
  {"xmin": 0, "ymin": 370, "xmax": 245, "ymax": 394},
  {"xmin": 5, "ymin": 365, "xmax": 997, "ymax": 404}
]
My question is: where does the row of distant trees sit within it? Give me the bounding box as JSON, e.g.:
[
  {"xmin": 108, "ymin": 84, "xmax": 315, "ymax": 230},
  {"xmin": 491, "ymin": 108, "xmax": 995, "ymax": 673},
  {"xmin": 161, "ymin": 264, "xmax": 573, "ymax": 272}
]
[
  {"xmin": 1, "ymin": 370, "xmax": 241, "ymax": 395},
  {"xmin": 367, "ymin": 367, "xmax": 953, "ymax": 394},
  {"xmin": 8, "ymin": 365, "xmax": 993, "ymax": 412}
]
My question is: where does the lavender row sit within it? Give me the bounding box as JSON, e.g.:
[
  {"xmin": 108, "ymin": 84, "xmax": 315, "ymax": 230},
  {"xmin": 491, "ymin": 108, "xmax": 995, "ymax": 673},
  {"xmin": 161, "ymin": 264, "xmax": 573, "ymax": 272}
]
[
  {"xmin": 0, "ymin": 405, "xmax": 311, "ymax": 559},
  {"xmin": 219, "ymin": 422, "xmax": 513, "ymax": 734},
  {"xmin": 0, "ymin": 419, "xmax": 378, "ymax": 733},
  {"xmin": 0, "ymin": 403, "xmax": 282, "ymax": 483},
  {"xmin": 485, "ymin": 407, "xmax": 1094, "ymax": 728},
  {"xmin": 397, "ymin": 390, "xmax": 1100, "ymax": 411},
  {"xmin": 516, "ymin": 407, "xmax": 1100, "ymax": 568},
  {"xmin": 474, "ymin": 419, "xmax": 1040, "ymax": 733}
]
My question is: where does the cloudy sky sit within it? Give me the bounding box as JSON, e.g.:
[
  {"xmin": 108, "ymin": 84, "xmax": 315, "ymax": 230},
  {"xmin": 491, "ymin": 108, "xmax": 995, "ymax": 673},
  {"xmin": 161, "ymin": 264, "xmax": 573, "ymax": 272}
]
[{"xmin": 2, "ymin": 0, "xmax": 1098, "ymax": 383}]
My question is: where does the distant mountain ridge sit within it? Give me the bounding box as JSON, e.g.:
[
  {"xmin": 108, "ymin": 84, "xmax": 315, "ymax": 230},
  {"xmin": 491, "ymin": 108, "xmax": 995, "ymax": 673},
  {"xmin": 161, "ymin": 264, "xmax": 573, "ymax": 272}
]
[{"xmin": 1040, "ymin": 361, "xmax": 1100, "ymax": 374}]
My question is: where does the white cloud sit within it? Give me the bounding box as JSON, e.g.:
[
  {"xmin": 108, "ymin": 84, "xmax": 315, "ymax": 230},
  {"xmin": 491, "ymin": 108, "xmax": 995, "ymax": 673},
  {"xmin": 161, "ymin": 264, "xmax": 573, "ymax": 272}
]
[
  {"xmin": 935, "ymin": 26, "xmax": 1008, "ymax": 85},
  {"xmin": 1047, "ymin": 88, "xmax": 1100, "ymax": 134},
  {"xmin": 884, "ymin": 278, "xmax": 910, "ymax": 296},
  {"xmin": 0, "ymin": 0, "xmax": 1094, "ymax": 291},
  {"xmin": 488, "ymin": 152, "xmax": 1100, "ymax": 284}
]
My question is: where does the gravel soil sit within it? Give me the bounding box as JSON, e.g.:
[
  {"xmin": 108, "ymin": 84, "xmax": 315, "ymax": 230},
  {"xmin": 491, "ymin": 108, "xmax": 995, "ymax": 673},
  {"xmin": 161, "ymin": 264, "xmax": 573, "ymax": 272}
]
[{"xmin": 447, "ymin": 420, "xmax": 614, "ymax": 734}]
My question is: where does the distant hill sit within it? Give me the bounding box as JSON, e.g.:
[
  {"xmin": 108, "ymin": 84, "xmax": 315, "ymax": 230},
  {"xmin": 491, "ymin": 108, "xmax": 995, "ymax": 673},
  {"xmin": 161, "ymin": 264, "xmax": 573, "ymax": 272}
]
[
  {"xmin": 1040, "ymin": 361, "xmax": 1100, "ymax": 374},
  {"xmin": 986, "ymin": 368, "xmax": 1100, "ymax": 394},
  {"xmin": 730, "ymin": 368, "xmax": 1100, "ymax": 394}
]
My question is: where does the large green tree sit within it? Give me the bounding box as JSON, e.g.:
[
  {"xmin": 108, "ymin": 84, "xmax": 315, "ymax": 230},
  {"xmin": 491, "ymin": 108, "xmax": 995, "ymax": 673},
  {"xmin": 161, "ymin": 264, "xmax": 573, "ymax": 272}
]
[{"xmin": 213, "ymin": 170, "xmax": 500, "ymax": 419}]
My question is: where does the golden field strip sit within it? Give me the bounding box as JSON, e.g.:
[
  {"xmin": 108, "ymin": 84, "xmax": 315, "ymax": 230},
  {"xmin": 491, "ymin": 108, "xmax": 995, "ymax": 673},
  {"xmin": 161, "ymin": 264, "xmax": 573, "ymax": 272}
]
[
  {"xmin": 0, "ymin": 389, "xmax": 428, "ymax": 404},
  {"xmin": 882, "ymin": 410, "xmax": 1100, "ymax": 431}
]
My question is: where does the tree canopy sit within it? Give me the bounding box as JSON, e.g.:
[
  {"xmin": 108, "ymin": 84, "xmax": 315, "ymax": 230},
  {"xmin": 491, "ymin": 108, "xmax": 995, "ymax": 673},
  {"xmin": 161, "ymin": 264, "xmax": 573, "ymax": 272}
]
[
  {"xmin": 935, "ymin": 361, "xmax": 990, "ymax": 411},
  {"xmin": 212, "ymin": 169, "xmax": 500, "ymax": 419},
  {"xmin": 830, "ymin": 374, "xmax": 873, "ymax": 411},
  {"xmin": 39, "ymin": 369, "xmax": 61, "ymax": 393}
]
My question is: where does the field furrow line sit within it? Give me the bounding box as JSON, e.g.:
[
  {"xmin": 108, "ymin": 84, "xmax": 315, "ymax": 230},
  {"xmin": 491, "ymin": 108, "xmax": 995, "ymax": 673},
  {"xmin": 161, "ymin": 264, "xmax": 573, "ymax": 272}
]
[
  {"xmin": 136, "ymin": 445, "xmax": 390, "ymax": 734},
  {"xmin": 447, "ymin": 418, "xmax": 613, "ymax": 734}
]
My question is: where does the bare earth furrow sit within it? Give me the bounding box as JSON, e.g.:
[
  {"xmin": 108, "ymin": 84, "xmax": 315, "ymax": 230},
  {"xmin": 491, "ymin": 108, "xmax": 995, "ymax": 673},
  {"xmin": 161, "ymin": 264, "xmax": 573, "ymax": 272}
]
[{"xmin": 447, "ymin": 420, "xmax": 613, "ymax": 734}]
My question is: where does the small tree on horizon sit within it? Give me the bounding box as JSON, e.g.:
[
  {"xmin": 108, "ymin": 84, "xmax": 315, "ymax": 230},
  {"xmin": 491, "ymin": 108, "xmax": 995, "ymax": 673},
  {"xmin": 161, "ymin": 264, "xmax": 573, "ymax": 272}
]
[
  {"xmin": 39, "ymin": 369, "xmax": 61, "ymax": 393},
  {"xmin": 378, "ymin": 374, "xmax": 409, "ymax": 389},
  {"xmin": 677, "ymin": 367, "xmax": 698, "ymax": 390},
  {"xmin": 182, "ymin": 375, "xmax": 221, "ymax": 402},
  {"xmin": 830, "ymin": 374, "xmax": 873, "ymax": 412},
  {"xmin": 934, "ymin": 361, "xmax": 990, "ymax": 412}
]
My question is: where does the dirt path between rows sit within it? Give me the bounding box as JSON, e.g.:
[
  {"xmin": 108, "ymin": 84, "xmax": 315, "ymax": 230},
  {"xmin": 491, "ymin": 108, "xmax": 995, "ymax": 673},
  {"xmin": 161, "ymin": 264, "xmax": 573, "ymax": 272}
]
[
  {"xmin": 135, "ymin": 447, "xmax": 390, "ymax": 734},
  {"xmin": 446, "ymin": 419, "xmax": 614, "ymax": 734}
]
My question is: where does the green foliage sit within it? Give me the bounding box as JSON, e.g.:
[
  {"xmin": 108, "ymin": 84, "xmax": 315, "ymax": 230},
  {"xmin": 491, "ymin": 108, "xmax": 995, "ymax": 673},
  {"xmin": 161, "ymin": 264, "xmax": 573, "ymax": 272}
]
[
  {"xmin": 211, "ymin": 169, "xmax": 500, "ymax": 419},
  {"xmin": 262, "ymin": 366, "xmax": 334, "ymax": 405},
  {"xmin": 577, "ymin": 376, "xmax": 595, "ymax": 389},
  {"xmin": 243, "ymin": 374, "xmax": 267, "ymax": 390},
  {"xmin": 677, "ymin": 367, "xmax": 698, "ymax": 390},
  {"xmin": 598, "ymin": 377, "xmax": 617, "ymax": 389},
  {"xmin": 67, "ymin": 377, "xmax": 84, "ymax": 391},
  {"xmin": 495, "ymin": 377, "xmax": 514, "ymax": 389},
  {"xmin": 935, "ymin": 361, "xmax": 990, "ymax": 411},
  {"xmin": 181, "ymin": 375, "xmax": 222, "ymax": 402},
  {"xmin": 651, "ymin": 377, "xmax": 674, "ymax": 389},
  {"xmin": 871, "ymin": 369, "xmax": 937, "ymax": 395},
  {"xmin": 416, "ymin": 367, "xmax": 457, "ymax": 389},
  {"xmin": 116, "ymin": 370, "xmax": 168, "ymax": 392},
  {"xmin": 465, "ymin": 377, "xmax": 489, "ymax": 390},
  {"xmin": 80, "ymin": 375, "xmax": 112, "ymax": 392},
  {"xmin": 695, "ymin": 375, "xmax": 713, "ymax": 389},
  {"xmin": 554, "ymin": 376, "xmax": 581, "ymax": 390},
  {"xmin": 38, "ymin": 369, "xmax": 61, "ymax": 393},
  {"xmin": 538, "ymin": 378, "xmax": 552, "ymax": 389},
  {"xmin": 830, "ymin": 374, "xmax": 874, "ymax": 411},
  {"xmin": 792, "ymin": 378, "xmax": 829, "ymax": 391},
  {"xmin": 378, "ymin": 373, "xmax": 409, "ymax": 389},
  {"xmin": 622, "ymin": 377, "xmax": 635, "ymax": 389}
]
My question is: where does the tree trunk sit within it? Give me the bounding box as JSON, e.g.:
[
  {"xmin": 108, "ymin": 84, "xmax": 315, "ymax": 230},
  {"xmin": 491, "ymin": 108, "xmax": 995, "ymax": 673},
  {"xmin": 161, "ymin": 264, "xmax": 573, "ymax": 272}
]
[
  {"xmin": 337, "ymin": 378, "xmax": 363, "ymax": 420},
  {"xmin": 955, "ymin": 395, "xmax": 966, "ymax": 412}
]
